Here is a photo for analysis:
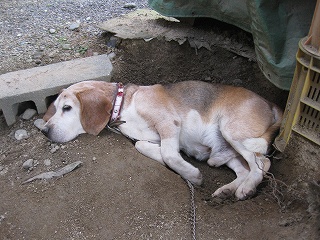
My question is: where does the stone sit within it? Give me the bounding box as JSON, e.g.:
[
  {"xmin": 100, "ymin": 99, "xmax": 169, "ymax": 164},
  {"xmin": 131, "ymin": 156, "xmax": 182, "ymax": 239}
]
[
  {"xmin": 62, "ymin": 44, "xmax": 72, "ymax": 50},
  {"xmin": 69, "ymin": 21, "xmax": 80, "ymax": 30},
  {"xmin": 23, "ymin": 159, "xmax": 34, "ymax": 170},
  {"xmin": 15, "ymin": 129, "xmax": 29, "ymax": 140},
  {"xmin": 34, "ymin": 119, "xmax": 46, "ymax": 130},
  {"xmin": 44, "ymin": 159, "xmax": 51, "ymax": 166},
  {"xmin": 21, "ymin": 108, "xmax": 37, "ymax": 120},
  {"xmin": 123, "ymin": 3, "xmax": 136, "ymax": 9}
]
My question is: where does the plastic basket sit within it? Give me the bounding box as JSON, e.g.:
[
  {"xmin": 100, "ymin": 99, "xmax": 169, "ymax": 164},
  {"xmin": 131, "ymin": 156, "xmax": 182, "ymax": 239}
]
[
  {"xmin": 275, "ymin": 38, "xmax": 320, "ymax": 151},
  {"xmin": 275, "ymin": 1, "xmax": 320, "ymax": 151}
]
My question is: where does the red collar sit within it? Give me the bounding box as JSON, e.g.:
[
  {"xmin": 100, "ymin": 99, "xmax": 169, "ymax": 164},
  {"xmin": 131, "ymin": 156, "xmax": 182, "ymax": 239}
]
[{"xmin": 109, "ymin": 82, "xmax": 124, "ymax": 124}]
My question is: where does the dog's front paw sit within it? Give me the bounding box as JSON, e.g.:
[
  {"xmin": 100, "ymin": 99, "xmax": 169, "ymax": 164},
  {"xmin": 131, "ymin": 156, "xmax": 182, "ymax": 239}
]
[{"xmin": 185, "ymin": 169, "xmax": 203, "ymax": 186}]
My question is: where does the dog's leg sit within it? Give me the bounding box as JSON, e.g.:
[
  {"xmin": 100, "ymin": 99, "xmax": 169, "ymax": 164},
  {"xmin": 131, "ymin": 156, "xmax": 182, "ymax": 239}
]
[
  {"xmin": 212, "ymin": 156, "xmax": 250, "ymax": 199},
  {"xmin": 160, "ymin": 137, "xmax": 203, "ymax": 186},
  {"xmin": 220, "ymin": 130, "xmax": 269, "ymax": 200},
  {"xmin": 135, "ymin": 141, "xmax": 165, "ymax": 165},
  {"xmin": 235, "ymin": 154, "xmax": 270, "ymax": 199}
]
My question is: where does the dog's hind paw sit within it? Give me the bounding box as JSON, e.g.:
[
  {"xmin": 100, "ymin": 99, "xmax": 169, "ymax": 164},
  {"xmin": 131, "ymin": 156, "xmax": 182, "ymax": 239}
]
[
  {"xmin": 212, "ymin": 186, "xmax": 235, "ymax": 200},
  {"xmin": 235, "ymin": 186, "xmax": 256, "ymax": 200}
]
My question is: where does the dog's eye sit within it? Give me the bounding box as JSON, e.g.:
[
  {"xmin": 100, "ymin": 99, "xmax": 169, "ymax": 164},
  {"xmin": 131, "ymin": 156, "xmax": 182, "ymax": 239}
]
[{"xmin": 62, "ymin": 105, "xmax": 72, "ymax": 112}]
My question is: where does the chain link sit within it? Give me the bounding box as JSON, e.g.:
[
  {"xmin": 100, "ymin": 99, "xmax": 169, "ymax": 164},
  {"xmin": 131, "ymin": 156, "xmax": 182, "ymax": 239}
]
[{"xmin": 185, "ymin": 179, "xmax": 196, "ymax": 240}]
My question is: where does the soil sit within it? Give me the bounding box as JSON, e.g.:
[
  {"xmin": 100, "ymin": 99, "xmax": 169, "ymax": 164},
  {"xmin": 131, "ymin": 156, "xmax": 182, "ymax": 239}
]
[{"xmin": 1, "ymin": 21, "xmax": 319, "ymax": 239}]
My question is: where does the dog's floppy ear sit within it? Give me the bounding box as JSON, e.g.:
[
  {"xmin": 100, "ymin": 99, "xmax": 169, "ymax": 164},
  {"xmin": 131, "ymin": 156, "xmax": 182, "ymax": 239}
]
[
  {"xmin": 43, "ymin": 102, "xmax": 56, "ymax": 121},
  {"xmin": 76, "ymin": 89, "xmax": 113, "ymax": 135}
]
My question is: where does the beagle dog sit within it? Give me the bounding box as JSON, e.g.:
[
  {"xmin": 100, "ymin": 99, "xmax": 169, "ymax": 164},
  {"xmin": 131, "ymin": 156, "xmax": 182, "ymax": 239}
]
[{"xmin": 42, "ymin": 80, "xmax": 283, "ymax": 200}]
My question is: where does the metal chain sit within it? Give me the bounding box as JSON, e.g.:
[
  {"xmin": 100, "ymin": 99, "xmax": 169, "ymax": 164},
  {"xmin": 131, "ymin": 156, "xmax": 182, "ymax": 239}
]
[{"xmin": 185, "ymin": 179, "xmax": 196, "ymax": 240}]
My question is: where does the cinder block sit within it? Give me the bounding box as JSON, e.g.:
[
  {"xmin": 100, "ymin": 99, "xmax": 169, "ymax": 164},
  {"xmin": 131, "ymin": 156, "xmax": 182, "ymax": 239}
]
[{"xmin": 0, "ymin": 54, "xmax": 113, "ymax": 126}]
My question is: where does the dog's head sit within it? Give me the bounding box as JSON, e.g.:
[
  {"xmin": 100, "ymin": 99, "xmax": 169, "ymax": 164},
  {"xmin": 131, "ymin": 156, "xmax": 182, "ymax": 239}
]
[{"xmin": 42, "ymin": 81, "xmax": 114, "ymax": 143}]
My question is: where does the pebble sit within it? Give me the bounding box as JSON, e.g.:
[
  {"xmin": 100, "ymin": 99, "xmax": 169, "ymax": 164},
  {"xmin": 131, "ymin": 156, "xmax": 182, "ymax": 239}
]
[
  {"xmin": 33, "ymin": 51, "xmax": 43, "ymax": 59},
  {"xmin": 49, "ymin": 28, "xmax": 56, "ymax": 34},
  {"xmin": 23, "ymin": 159, "xmax": 34, "ymax": 170},
  {"xmin": 15, "ymin": 129, "xmax": 29, "ymax": 140},
  {"xmin": 69, "ymin": 21, "xmax": 80, "ymax": 30},
  {"xmin": 0, "ymin": 166, "xmax": 8, "ymax": 176},
  {"xmin": 62, "ymin": 43, "xmax": 72, "ymax": 50},
  {"xmin": 123, "ymin": 3, "xmax": 137, "ymax": 9},
  {"xmin": 108, "ymin": 52, "xmax": 116, "ymax": 60},
  {"xmin": 34, "ymin": 59, "xmax": 42, "ymax": 64},
  {"xmin": 50, "ymin": 144, "xmax": 60, "ymax": 153},
  {"xmin": 44, "ymin": 159, "xmax": 51, "ymax": 166},
  {"xmin": 21, "ymin": 108, "xmax": 37, "ymax": 120},
  {"xmin": 34, "ymin": 119, "xmax": 46, "ymax": 131},
  {"xmin": 48, "ymin": 50, "xmax": 58, "ymax": 58},
  {"xmin": 107, "ymin": 36, "xmax": 118, "ymax": 48}
]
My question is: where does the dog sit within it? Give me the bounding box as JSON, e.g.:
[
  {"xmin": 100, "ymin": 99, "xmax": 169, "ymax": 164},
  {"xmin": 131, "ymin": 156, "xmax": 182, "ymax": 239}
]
[{"xmin": 42, "ymin": 80, "xmax": 283, "ymax": 200}]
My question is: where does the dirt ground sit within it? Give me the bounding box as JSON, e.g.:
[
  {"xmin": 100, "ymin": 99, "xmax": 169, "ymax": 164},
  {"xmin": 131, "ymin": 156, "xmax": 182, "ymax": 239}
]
[{"xmin": 1, "ymin": 20, "xmax": 319, "ymax": 239}]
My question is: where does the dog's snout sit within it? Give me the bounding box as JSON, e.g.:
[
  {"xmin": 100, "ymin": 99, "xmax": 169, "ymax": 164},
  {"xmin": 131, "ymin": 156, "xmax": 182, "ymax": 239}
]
[{"xmin": 41, "ymin": 126, "xmax": 49, "ymax": 137}]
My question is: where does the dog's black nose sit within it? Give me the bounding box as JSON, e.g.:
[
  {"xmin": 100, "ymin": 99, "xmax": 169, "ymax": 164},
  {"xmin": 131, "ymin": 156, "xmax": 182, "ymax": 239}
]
[{"xmin": 41, "ymin": 126, "xmax": 49, "ymax": 137}]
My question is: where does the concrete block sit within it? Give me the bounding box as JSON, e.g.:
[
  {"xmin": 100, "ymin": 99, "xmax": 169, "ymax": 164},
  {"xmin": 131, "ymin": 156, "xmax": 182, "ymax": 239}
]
[{"xmin": 0, "ymin": 54, "xmax": 113, "ymax": 126}]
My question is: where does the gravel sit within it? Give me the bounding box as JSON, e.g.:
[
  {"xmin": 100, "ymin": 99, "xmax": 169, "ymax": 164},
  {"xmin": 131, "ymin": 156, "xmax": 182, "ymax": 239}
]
[{"xmin": 0, "ymin": 0, "xmax": 149, "ymax": 74}]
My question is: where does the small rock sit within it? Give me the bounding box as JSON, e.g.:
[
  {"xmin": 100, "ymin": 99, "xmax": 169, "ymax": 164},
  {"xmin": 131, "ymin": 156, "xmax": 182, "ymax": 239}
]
[
  {"xmin": 49, "ymin": 28, "xmax": 56, "ymax": 34},
  {"xmin": 15, "ymin": 129, "xmax": 29, "ymax": 140},
  {"xmin": 107, "ymin": 36, "xmax": 118, "ymax": 48},
  {"xmin": 232, "ymin": 79, "xmax": 243, "ymax": 86},
  {"xmin": 33, "ymin": 160, "xmax": 39, "ymax": 167},
  {"xmin": 23, "ymin": 159, "xmax": 34, "ymax": 170},
  {"xmin": 62, "ymin": 43, "xmax": 72, "ymax": 50},
  {"xmin": 33, "ymin": 51, "xmax": 43, "ymax": 59},
  {"xmin": 0, "ymin": 166, "xmax": 8, "ymax": 176},
  {"xmin": 48, "ymin": 50, "xmax": 57, "ymax": 58},
  {"xmin": 44, "ymin": 159, "xmax": 51, "ymax": 166},
  {"xmin": 50, "ymin": 145, "xmax": 60, "ymax": 154},
  {"xmin": 123, "ymin": 3, "xmax": 136, "ymax": 9},
  {"xmin": 69, "ymin": 21, "xmax": 80, "ymax": 30},
  {"xmin": 34, "ymin": 119, "xmax": 46, "ymax": 131},
  {"xmin": 34, "ymin": 59, "xmax": 42, "ymax": 64},
  {"xmin": 108, "ymin": 52, "xmax": 116, "ymax": 60},
  {"xmin": 21, "ymin": 108, "xmax": 37, "ymax": 120},
  {"xmin": 86, "ymin": 17, "xmax": 91, "ymax": 21}
]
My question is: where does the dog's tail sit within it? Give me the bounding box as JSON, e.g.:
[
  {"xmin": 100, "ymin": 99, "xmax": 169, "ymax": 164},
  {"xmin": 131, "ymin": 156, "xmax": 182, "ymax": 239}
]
[{"xmin": 261, "ymin": 104, "xmax": 283, "ymax": 144}]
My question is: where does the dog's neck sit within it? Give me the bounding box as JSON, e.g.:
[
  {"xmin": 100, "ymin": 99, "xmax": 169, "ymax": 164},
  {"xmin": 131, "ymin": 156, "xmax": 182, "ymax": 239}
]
[{"xmin": 109, "ymin": 82, "xmax": 124, "ymax": 123}]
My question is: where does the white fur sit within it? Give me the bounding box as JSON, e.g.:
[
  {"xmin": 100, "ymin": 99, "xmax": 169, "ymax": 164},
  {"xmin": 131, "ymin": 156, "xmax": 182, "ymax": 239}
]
[
  {"xmin": 44, "ymin": 94, "xmax": 85, "ymax": 142},
  {"xmin": 242, "ymin": 138, "xmax": 268, "ymax": 154}
]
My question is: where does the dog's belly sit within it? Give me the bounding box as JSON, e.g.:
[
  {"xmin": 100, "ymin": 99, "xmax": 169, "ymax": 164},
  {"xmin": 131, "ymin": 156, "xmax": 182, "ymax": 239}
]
[{"xmin": 179, "ymin": 110, "xmax": 226, "ymax": 161}]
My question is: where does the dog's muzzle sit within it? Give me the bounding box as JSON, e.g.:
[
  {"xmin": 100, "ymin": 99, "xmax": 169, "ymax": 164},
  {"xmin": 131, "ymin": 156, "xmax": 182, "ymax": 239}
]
[{"xmin": 41, "ymin": 126, "xmax": 49, "ymax": 137}]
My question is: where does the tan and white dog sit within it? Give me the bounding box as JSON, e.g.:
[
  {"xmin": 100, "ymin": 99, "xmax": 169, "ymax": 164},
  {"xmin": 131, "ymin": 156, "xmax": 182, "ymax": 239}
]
[{"xmin": 42, "ymin": 80, "xmax": 282, "ymax": 200}]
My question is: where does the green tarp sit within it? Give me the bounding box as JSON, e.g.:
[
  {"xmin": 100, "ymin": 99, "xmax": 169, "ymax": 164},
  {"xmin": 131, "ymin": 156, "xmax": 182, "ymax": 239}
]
[{"xmin": 149, "ymin": 0, "xmax": 317, "ymax": 90}]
